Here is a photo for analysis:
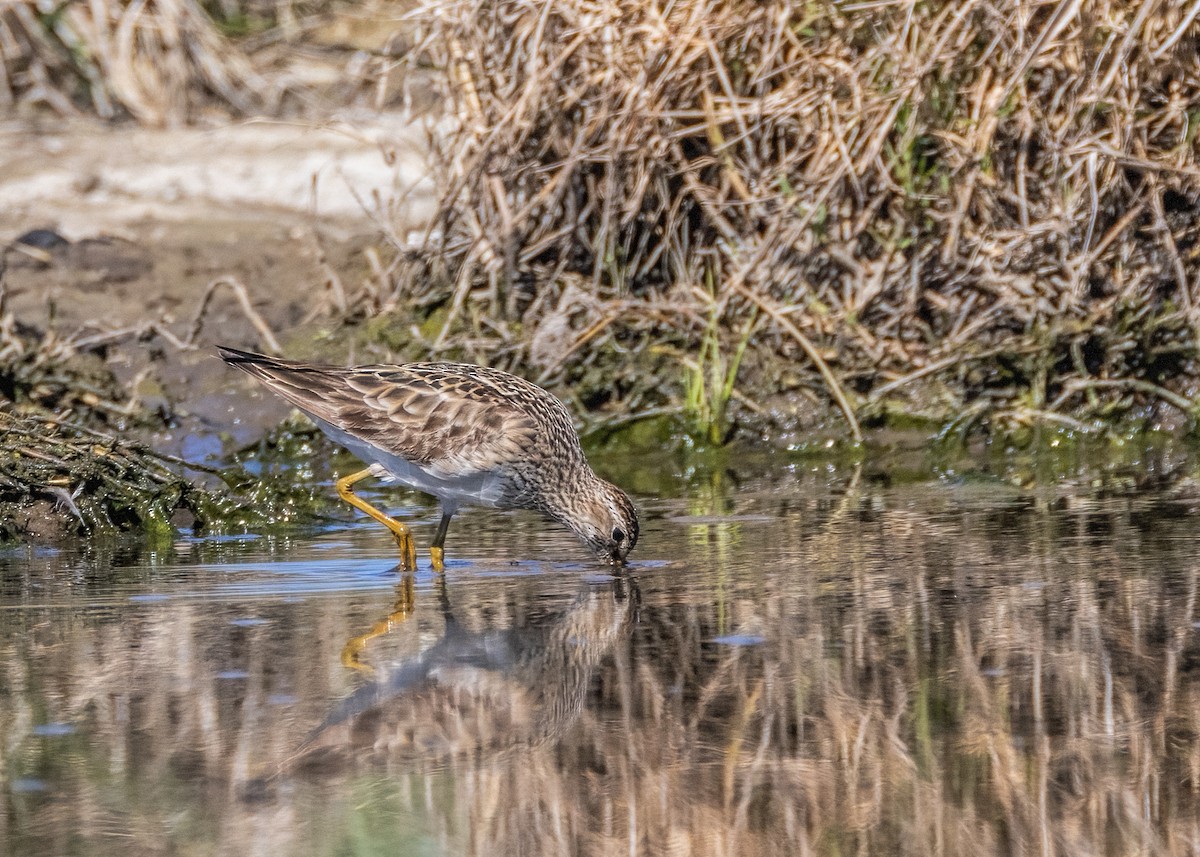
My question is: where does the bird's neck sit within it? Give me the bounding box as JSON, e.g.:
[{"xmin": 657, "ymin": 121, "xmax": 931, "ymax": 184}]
[{"xmin": 538, "ymin": 465, "xmax": 606, "ymax": 524}]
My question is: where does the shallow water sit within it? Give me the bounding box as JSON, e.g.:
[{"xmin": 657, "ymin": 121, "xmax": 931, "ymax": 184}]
[{"xmin": 5, "ymin": 457, "xmax": 1200, "ymax": 856}]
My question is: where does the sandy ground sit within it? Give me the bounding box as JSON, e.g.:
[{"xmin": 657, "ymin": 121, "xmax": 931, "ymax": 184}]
[
  {"xmin": 1, "ymin": 114, "xmax": 436, "ymax": 457},
  {"xmin": 0, "ymin": 115, "xmax": 434, "ymax": 230}
]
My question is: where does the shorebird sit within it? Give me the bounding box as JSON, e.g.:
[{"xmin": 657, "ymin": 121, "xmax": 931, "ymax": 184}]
[{"xmin": 218, "ymin": 347, "xmax": 639, "ymax": 570}]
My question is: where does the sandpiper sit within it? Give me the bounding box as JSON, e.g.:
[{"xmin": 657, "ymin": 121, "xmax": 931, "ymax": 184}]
[{"xmin": 218, "ymin": 347, "xmax": 638, "ymax": 570}]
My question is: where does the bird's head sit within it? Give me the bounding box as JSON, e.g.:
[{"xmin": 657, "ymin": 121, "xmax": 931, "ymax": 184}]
[{"xmin": 562, "ymin": 480, "xmax": 639, "ymax": 565}]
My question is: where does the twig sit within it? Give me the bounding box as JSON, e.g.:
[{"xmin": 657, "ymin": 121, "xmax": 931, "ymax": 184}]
[
  {"xmin": 869, "ymin": 348, "xmax": 1009, "ymax": 401},
  {"xmin": 1152, "ymin": 1, "xmax": 1200, "ymax": 58},
  {"xmin": 732, "ymin": 283, "xmax": 862, "ymax": 443},
  {"xmin": 1062, "ymin": 378, "xmax": 1197, "ymax": 415},
  {"xmin": 535, "ymin": 310, "xmax": 623, "ymax": 384},
  {"xmin": 186, "ymin": 277, "xmax": 282, "ymax": 354},
  {"xmin": 1001, "ymin": 407, "xmax": 1100, "ymax": 433},
  {"xmin": 1149, "ymin": 184, "xmax": 1193, "ymax": 321}
]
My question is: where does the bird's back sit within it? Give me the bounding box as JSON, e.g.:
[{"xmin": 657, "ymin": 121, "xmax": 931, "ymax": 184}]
[{"xmin": 219, "ymin": 347, "xmax": 585, "ymax": 508}]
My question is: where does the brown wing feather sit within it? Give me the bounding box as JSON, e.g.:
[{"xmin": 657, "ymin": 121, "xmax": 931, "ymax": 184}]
[
  {"xmin": 342, "ymin": 366, "xmax": 542, "ymax": 476},
  {"xmin": 218, "ymin": 347, "xmax": 542, "ymax": 476}
]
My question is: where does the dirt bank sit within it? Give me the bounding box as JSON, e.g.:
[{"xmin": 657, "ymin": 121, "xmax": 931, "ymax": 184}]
[{"xmin": 2, "ymin": 114, "xmax": 434, "ymax": 457}]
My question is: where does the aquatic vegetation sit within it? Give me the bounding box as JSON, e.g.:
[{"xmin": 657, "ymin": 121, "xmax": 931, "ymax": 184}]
[
  {"xmin": 683, "ymin": 276, "xmax": 756, "ymax": 446},
  {"xmin": 0, "ymin": 412, "xmax": 207, "ymax": 540}
]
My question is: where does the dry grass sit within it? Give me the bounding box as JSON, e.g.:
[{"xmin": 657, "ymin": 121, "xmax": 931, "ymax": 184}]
[
  {"xmin": 0, "ymin": 0, "xmax": 415, "ymax": 124},
  {"xmin": 0, "ymin": 0, "xmax": 263, "ymax": 124},
  {"xmin": 387, "ymin": 0, "xmax": 1200, "ymax": 437},
  {"xmin": 4, "ymin": 0, "xmax": 1199, "ymax": 439}
]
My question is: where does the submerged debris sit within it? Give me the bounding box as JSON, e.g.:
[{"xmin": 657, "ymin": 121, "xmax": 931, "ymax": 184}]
[{"xmin": 0, "ymin": 408, "xmax": 343, "ymax": 543}]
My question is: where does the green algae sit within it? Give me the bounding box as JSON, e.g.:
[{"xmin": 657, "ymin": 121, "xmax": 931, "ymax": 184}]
[{"xmin": 0, "ymin": 413, "xmax": 340, "ymax": 543}]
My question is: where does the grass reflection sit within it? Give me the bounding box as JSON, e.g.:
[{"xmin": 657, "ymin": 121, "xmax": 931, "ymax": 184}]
[{"xmin": 4, "ymin": 473, "xmax": 1200, "ymax": 855}]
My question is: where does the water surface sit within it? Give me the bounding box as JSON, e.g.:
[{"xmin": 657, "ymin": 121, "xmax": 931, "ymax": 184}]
[{"xmin": 5, "ymin": 459, "xmax": 1200, "ymax": 856}]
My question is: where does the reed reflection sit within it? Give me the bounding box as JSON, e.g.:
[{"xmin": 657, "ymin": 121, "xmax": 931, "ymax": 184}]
[{"xmin": 9, "ymin": 483, "xmax": 1200, "ymax": 856}]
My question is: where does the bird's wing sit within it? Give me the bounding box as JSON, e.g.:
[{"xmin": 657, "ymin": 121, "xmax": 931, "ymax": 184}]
[
  {"xmin": 220, "ymin": 348, "xmax": 540, "ymax": 477},
  {"xmin": 342, "ymin": 365, "xmax": 542, "ymax": 477}
]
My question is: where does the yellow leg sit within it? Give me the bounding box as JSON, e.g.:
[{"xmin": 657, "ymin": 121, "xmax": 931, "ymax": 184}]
[
  {"xmin": 336, "ymin": 468, "xmax": 417, "ymax": 570},
  {"xmin": 340, "ymin": 574, "xmax": 415, "ymax": 674},
  {"xmin": 430, "ymin": 545, "xmax": 445, "ymax": 573}
]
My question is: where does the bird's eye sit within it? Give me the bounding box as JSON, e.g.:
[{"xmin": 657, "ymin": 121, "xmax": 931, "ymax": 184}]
[{"xmin": 612, "ymin": 527, "xmax": 625, "ymax": 543}]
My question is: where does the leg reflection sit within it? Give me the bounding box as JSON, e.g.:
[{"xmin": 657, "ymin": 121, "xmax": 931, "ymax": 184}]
[{"xmin": 340, "ymin": 571, "xmax": 416, "ymax": 674}]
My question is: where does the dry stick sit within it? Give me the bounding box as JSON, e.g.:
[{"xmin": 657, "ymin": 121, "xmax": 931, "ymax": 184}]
[
  {"xmin": 72, "ymin": 321, "xmax": 191, "ymax": 351},
  {"xmin": 186, "ymin": 277, "xmax": 282, "ymax": 354},
  {"xmin": 1152, "ymin": 0, "xmax": 1200, "ymax": 58},
  {"xmin": 14, "ymin": 445, "xmax": 65, "ymax": 466},
  {"xmin": 455, "ymin": 32, "xmax": 537, "ymax": 251},
  {"xmin": 534, "ymin": 310, "xmax": 623, "ymax": 384},
  {"xmin": 1073, "ymin": 191, "xmax": 1149, "ymax": 271},
  {"xmin": 1083, "ymin": 140, "xmax": 1200, "ymax": 180},
  {"xmin": 732, "ymin": 283, "xmax": 863, "ymax": 443},
  {"xmin": 1066, "ymin": 377, "xmax": 1196, "ymax": 414},
  {"xmin": 868, "ymin": 347, "xmax": 1009, "ymax": 401},
  {"xmin": 1016, "ymin": 127, "xmax": 1031, "ymax": 229},
  {"xmin": 995, "ymin": 0, "xmax": 1084, "ymax": 110},
  {"xmin": 434, "ymin": 257, "xmax": 478, "ymax": 350},
  {"xmin": 22, "ymin": 411, "xmax": 226, "ymax": 475},
  {"xmin": 1081, "ymin": 150, "xmax": 1101, "ymax": 268},
  {"xmin": 702, "ymin": 91, "xmax": 754, "ymax": 203},
  {"xmin": 823, "ymin": 94, "xmax": 866, "ymax": 201},
  {"xmin": 1093, "ymin": 0, "xmax": 1160, "ymax": 95},
  {"xmin": 1003, "ymin": 407, "xmax": 1097, "ymax": 433},
  {"xmin": 1147, "ymin": 178, "xmax": 1194, "ymax": 323},
  {"xmin": 939, "ymin": 170, "xmax": 978, "ymax": 265}
]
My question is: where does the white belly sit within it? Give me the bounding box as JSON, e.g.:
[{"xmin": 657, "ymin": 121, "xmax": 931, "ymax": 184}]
[{"xmin": 311, "ymin": 417, "xmax": 511, "ymax": 513}]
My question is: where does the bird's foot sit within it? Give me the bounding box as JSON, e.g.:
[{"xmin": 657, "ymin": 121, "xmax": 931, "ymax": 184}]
[{"xmin": 335, "ymin": 469, "xmax": 418, "ymax": 568}]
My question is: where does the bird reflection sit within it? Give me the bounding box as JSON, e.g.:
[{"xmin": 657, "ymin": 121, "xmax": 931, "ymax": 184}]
[{"xmin": 298, "ymin": 573, "xmax": 636, "ymax": 767}]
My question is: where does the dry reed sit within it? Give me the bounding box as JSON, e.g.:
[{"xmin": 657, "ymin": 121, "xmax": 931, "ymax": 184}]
[
  {"xmin": 391, "ymin": 0, "xmax": 1200, "ymax": 436},
  {"xmin": 0, "ymin": 0, "xmax": 413, "ymax": 124},
  {"xmin": 0, "ymin": 0, "xmax": 264, "ymax": 124},
  {"xmin": 5, "ymin": 0, "xmax": 1200, "ymax": 438}
]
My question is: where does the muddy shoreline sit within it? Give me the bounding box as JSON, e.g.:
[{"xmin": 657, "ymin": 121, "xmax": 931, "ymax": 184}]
[
  {"xmin": 4, "ymin": 106, "xmax": 1200, "ymax": 544},
  {"xmin": 0, "ymin": 114, "xmax": 438, "ymax": 539},
  {"xmin": 1, "ymin": 114, "xmax": 435, "ymax": 441}
]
